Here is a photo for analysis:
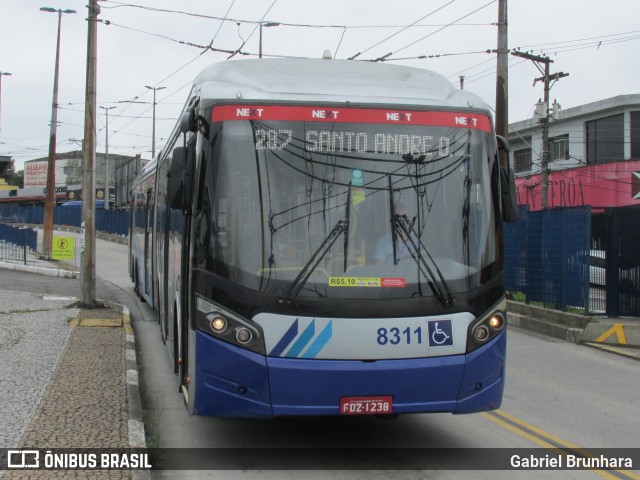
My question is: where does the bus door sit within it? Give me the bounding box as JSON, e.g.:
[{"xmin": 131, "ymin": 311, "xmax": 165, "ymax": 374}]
[{"xmin": 144, "ymin": 188, "xmax": 154, "ymax": 298}]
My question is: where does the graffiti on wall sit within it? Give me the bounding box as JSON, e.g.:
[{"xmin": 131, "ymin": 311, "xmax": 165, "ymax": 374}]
[{"xmin": 516, "ymin": 161, "xmax": 640, "ymax": 211}]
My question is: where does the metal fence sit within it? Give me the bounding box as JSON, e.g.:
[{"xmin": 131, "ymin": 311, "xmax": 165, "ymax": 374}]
[
  {"xmin": 505, "ymin": 206, "xmax": 593, "ymax": 313},
  {"xmin": 0, "ymin": 205, "xmax": 130, "ymax": 236},
  {"xmin": 600, "ymin": 206, "xmax": 640, "ymax": 317},
  {"xmin": 505, "ymin": 205, "xmax": 640, "ymax": 317},
  {"xmin": 0, "ymin": 223, "xmax": 38, "ymax": 265}
]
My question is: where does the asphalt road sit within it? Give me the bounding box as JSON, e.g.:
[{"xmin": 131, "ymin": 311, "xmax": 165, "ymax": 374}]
[{"xmin": 2, "ymin": 234, "xmax": 639, "ymax": 480}]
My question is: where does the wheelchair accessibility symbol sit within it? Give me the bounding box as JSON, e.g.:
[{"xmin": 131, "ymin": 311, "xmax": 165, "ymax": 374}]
[{"xmin": 428, "ymin": 320, "xmax": 454, "ymax": 347}]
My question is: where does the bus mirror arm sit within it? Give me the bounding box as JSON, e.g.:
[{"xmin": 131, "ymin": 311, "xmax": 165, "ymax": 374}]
[
  {"xmin": 168, "ymin": 146, "xmax": 196, "ymax": 211},
  {"xmin": 500, "ymin": 166, "xmax": 518, "ymax": 222},
  {"xmin": 496, "ymin": 135, "xmax": 510, "ymax": 153},
  {"xmin": 496, "ymin": 135, "xmax": 517, "ymax": 222}
]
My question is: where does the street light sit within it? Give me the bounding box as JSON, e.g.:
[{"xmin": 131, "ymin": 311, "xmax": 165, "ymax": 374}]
[
  {"xmin": 0, "ymin": 71, "xmax": 11, "ymax": 151},
  {"xmin": 41, "ymin": 6, "xmax": 76, "ymax": 260},
  {"xmin": 144, "ymin": 85, "xmax": 165, "ymax": 159},
  {"xmin": 100, "ymin": 106, "xmax": 116, "ymax": 210},
  {"xmin": 259, "ymin": 22, "xmax": 280, "ymax": 59}
]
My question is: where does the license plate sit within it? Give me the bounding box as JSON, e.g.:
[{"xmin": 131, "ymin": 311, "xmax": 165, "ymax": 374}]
[{"xmin": 340, "ymin": 396, "xmax": 393, "ymax": 415}]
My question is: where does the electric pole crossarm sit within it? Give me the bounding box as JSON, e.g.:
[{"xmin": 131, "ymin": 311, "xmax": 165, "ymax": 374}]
[
  {"xmin": 535, "ymin": 72, "xmax": 569, "ymax": 84},
  {"xmin": 549, "ymin": 72, "xmax": 569, "ymax": 89},
  {"xmin": 511, "ymin": 50, "xmax": 553, "ymax": 63}
]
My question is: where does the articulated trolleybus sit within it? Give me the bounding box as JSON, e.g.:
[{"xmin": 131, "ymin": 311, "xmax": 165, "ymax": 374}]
[{"xmin": 130, "ymin": 57, "xmax": 516, "ymax": 418}]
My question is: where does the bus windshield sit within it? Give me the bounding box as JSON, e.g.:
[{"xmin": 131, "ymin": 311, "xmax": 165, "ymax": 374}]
[{"xmin": 194, "ymin": 105, "xmax": 500, "ymax": 301}]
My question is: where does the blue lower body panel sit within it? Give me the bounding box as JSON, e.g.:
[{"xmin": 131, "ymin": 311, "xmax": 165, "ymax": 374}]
[{"xmin": 193, "ymin": 330, "xmax": 506, "ymax": 418}]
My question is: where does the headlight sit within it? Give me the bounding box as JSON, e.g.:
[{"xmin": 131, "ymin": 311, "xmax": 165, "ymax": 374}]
[
  {"xmin": 467, "ymin": 298, "xmax": 506, "ymax": 352},
  {"xmin": 196, "ymin": 296, "xmax": 265, "ymax": 354},
  {"xmin": 207, "ymin": 314, "xmax": 228, "ymax": 333},
  {"xmin": 235, "ymin": 327, "xmax": 253, "ymax": 344}
]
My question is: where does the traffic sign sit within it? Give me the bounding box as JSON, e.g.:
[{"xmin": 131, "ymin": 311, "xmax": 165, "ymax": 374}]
[{"xmin": 52, "ymin": 236, "xmax": 75, "ymax": 260}]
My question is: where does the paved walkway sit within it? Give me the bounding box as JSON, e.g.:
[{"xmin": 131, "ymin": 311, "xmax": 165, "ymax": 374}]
[{"xmin": 0, "ymin": 286, "xmax": 145, "ymax": 479}]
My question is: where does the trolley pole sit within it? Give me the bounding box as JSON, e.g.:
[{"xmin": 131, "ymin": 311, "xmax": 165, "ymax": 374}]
[{"xmin": 81, "ymin": 0, "xmax": 99, "ymax": 307}]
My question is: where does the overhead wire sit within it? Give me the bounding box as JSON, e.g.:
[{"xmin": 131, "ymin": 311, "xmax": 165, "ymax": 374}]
[
  {"xmin": 227, "ymin": 0, "xmax": 278, "ymax": 59},
  {"xmin": 11, "ymin": 1, "xmax": 640, "ymax": 166},
  {"xmin": 372, "ymin": 0, "xmax": 497, "ymax": 62},
  {"xmin": 347, "ymin": 0, "xmax": 456, "ymax": 60},
  {"xmin": 98, "ymin": 0, "xmax": 242, "ymax": 154}
]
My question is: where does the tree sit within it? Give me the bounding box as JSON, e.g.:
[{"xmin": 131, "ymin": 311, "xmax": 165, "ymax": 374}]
[{"xmin": 0, "ymin": 160, "xmax": 23, "ymax": 188}]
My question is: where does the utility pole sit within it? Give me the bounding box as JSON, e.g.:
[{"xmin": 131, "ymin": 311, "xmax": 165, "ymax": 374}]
[
  {"xmin": 512, "ymin": 51, "xmax": 568, "ymax": 209},
  {"xmin": 41, "ymin": 7, "xmax": 76, "ymax": 259},
  {"xmin": 81, "ymin": 0, "xmax": 99, "ymax": 307},
  {"xmin": 495, "ymin": 0, "xmax": 508, "ymax": 169},
  {"xmin": 144, "ymin": 85, "xmax": 165, "ymax": 158},
  {"xmin": 100, "ymin": 105, "xmax": 115, "ymax": 210},
  {"xmin": 0, "ymin": 71, "xmax": 12, "ymax": 150}
]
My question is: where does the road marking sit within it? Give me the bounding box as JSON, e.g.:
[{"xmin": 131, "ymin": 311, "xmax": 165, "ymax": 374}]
[
  {"xmin": 595, "ymin": 324, "xmax": 628, "ymax": 345},
  {"xmin": 482, "ymin": 410, "xmax": 640, "ymax": 480},
  {"xmin": 43, "ymin": 295, "xmax": 77, "ymax": 301}
]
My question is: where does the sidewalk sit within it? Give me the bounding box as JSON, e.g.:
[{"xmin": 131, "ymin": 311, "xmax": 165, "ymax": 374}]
[
  {"xmin": 506, "ymin": 300, "xmax": 640, "ymax": 359},
  {"xmin": 0, "ymin": 263, "xmax": 146, "ymax": 478}
]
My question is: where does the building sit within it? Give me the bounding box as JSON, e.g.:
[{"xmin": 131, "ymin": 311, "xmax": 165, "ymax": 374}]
[
  {"xmin": 1, "ymin": 151, "xmax": 146, "ymax": 208},
  {"xmin": 508, "ymin": 94, "xmax": 640, "ymax": 211}
]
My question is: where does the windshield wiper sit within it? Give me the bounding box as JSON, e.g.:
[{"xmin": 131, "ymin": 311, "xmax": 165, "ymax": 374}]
[
  {"xmin": 388, "ymin": 179, "xmax": 454, "ymax": 306},
  {"xmin": 394, "ymin": 214, "xmax": 455, "ymax": 306},
  {"xmin": 283, "ymin": 184, "xmax": 351, "ymax": 303}
]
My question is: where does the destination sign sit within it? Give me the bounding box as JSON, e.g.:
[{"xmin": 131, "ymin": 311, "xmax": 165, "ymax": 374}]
[{"xmin": 211, "ymin": 105, "xmax": 492, "ymax": 132}]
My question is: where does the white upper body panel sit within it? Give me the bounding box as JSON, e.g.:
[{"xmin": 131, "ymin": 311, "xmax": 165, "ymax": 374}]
[{"xmin": 192, "ymin": 58, "xmax": 490, "ymax": 112}]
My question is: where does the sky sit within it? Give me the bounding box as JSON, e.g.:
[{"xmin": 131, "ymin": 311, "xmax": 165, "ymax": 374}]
[{"xmin": 1, "ymin": 0, "xmax": 639, "ymax": 171}]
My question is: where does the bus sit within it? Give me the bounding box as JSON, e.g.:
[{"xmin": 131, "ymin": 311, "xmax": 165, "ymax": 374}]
[{"xmin": 130, "ymin": 57, "xmax": 517, "ymax": 418}]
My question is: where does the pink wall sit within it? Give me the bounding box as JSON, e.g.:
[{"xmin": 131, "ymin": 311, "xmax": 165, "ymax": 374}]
[{"xmin": 516, "ymin": 161, "xmax": 640, "ymax": 211}]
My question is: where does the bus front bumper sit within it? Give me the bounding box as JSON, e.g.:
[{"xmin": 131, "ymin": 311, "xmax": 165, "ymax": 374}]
[{"xmin": 193, "ymin": 330, "xmax": 506, "ymax": 418}]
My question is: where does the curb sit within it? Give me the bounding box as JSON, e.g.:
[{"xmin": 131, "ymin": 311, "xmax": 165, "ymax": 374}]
[
  {"xmin": 582, "ymin": 342, "xmax": 640, "ymax": 360},
  {"xmin": 506, "ymin": 311, "xmax": 584, "ymax": 344},
  {"xmin": 0, "ymin": 260, "xmax": 77, "ymax": 278},
  {"xmin": 507, "ymin": 301, "xmax": 640, "ymax": 359},
  {"xmin": 100, "ymin": 301, "xmax": 151, "ymax": 480},
  {"xmin": 580, "ymin": 321, "xmax": 640, "ymax": 348},
  {"xmin": 101, "ymin": 300, "xmax": 147, "ymax": 450}
]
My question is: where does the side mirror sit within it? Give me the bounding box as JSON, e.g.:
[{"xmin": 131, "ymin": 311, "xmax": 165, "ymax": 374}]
[
  {"xmin": 179, "ymin": 109, "xmax": 197, "ymax": 134},
  {"xmin": 167, "ymin": 146, "xmax": 196, "ymax": 211}
]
